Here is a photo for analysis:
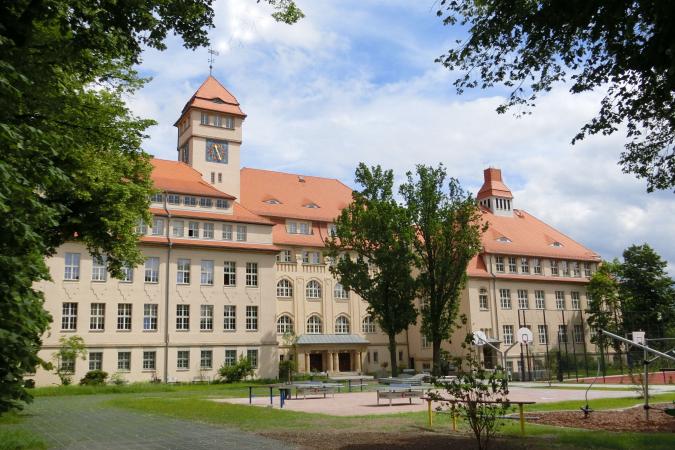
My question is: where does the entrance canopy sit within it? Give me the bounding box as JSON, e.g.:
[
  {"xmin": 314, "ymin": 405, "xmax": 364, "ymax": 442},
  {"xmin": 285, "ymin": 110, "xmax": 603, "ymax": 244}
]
[
  {"xmin": 295, "ymin": 334, "xmax": 369, "ymax": 373},
  {"xmin": 297, "ymin": 334, "xmax": 369, "ymax": 345}
]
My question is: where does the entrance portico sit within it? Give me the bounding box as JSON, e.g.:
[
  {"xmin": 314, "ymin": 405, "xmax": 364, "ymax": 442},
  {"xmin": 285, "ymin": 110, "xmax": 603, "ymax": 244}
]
[{"xmin": 296, "ymin": 334, "xmax": 369, "ymax": 374}]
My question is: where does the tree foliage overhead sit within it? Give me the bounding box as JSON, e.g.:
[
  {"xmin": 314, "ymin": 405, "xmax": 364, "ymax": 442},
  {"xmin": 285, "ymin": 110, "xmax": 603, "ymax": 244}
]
[
  {"xmin": 0, "ymin": 0, "xmax": 302, "ymax": 414},
  {"xmin": 400, "ymin": 164, "xmax": 486, "ymax": 375},
  {"xmin": 436, "ymin": 1, "xmax": 675, "ymax": 192},
  {"xmin": 326, "ymin": 164, "xmax": 417, "ymax": 377}
]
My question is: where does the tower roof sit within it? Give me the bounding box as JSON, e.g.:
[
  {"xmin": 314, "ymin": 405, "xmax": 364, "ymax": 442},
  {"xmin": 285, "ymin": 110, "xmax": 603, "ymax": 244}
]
[
  {"xmin": 477, "ymin": 167, "xmax": 513, "ymax": 200},
  {"xmin": 177, "ymin": 76, "xmax": 246, "ymax": 123}
]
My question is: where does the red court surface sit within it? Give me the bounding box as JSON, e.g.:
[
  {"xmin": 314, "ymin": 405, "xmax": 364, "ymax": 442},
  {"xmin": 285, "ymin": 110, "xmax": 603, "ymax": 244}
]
[{"xmin": 571, "ymin": 372, "xmax": 675, "ymax": 385}]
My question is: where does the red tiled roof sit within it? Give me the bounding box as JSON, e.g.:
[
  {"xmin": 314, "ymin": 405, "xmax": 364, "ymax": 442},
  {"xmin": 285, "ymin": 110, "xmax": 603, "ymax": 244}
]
[
  {"xmin": 149, "ymin": 205, "xmax": 272, "ymax": 225},
  {"xmin": 271, "ymin": 220, "xmax": 331, "ymax": 247},
  {"xmin": 150, "ymin": 158, "xmax": 235, "ymax": 199},
  {"xmin": 178, "ymin": 76, "xmax": 246, "ymax": 119},
  {"xmin": 140, "ymin": 236, "xmax": 279, "ymax": 252},
  {"xmin": 240, "ymin": 168, "xmax": 353, "ymax": 222},
  {"xmin": 477, "ymin": 168, "xmax": 513, "ymax": 200}
]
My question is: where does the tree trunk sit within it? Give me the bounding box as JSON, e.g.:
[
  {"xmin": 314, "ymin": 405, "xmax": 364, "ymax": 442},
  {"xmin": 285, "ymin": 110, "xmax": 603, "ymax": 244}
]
[
  {"xmin": 432, "ymin": 339, "xmax": 442, "ymax": 376},
  {"xmin": 388, "ymin": 332, "xmax": 398, "ymax": 377}
]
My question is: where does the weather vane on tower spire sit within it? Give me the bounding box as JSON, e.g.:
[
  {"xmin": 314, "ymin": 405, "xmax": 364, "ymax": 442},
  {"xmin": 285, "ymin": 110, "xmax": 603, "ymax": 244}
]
[{"xmin": 208, "ymin": 47, "xmax": 219, "ymax": 76}]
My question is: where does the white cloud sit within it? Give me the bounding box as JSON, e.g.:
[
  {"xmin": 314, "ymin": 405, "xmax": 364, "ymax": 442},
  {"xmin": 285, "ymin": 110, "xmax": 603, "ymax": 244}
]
[{"xmin": 127, "ymin": 0, "xmax": 675, "ymax": 274}]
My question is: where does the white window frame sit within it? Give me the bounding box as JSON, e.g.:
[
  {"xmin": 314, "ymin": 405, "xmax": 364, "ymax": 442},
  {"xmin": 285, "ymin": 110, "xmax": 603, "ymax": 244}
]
[
  {"xmin": 236, "ymin": 225, "xmax": 247, "ymax": 242},
  {"xmin": 535, "ymin": 290, "xmax": 546, "ymax": 310},
  {"xmin": 64, "ymin": 252, "xmax": 81, "ymax": 280},
  {"xmin": 177, "ymin": 258, "xmax": 191, "ymax": 284},
  {"xmin": 335, "ymin": 316, "xmax": 350, "ymax": 334},
  {"xmin": 151, "ymin": 218, "xmax": 164, "ymax": 236},
  {"xmin": 538, "ymin": 325, "xmax": 548, "ymax": 344},
  {"xmin": 177, "ymin": 350, "xmax": 190, "ymax": 369},
  {"xmin": 517, "ymin": 289, "xmax": 529, "ymax": 310},
  {"xmin": 202, "ymin": 223, "xmax": 214, "ymax": 239},
  {"xmin": 306, "ymin": 315, "xmax": 322, "ymax": 334},
  {"xmin": 143, "ymin": 303, "xmax": 158, "ymax": 331},
  {"xmin": 276, "ymin": 279, "xmax": 293, "ymax": 298},
  {"xmin": 520, "ymin": 258, "xmax": 530, "ymax": 273},
  {"xmin": 245, "ymin": 305, "xmax": 258, "ymax": 331},
  {"xmin": 61, "ymin": 302, "xmax": 78, "ymax": 330},
  {"xmin": 144, "ymin": 257, "xmax": 160, "ymax": 283},
  {"xmin": 222, "ymin": 224, "xmax": 233, "ymax": 240},
  {"xmin": 91, "ymin": 256, "xmax": 107, "ymax": 282},
  {"xmin": 143, "ymin": 351, "xmax": 156, "ymax": 370},
  {"xmin": 362, "ymin": 316, "xmax": 376, "ymax": 333},
  {"xmin": 571, "ymin": 291, "xmax": 581, "ymax": 310},
  {"xmin": 117, "ymin": 303, "xmax": 132, "ymax": 331},
  {"xmin": 89, "ymin": 351, "xmax": 103, "ymax": 371},
  {"xmin": 246, "ymin": 349, "xmax": 258, "ymax": 369},
  {"xmin": 508, "ymin": 256, "xmax": 517, "ymax": 273},
  {"xmin": 574, "ymin": 324, "xmax": 584, "ymax": 344},
  {"xmin": 306, "ymin": 280, "xmax": 322, "ymax": 299},
  {"xmin": 502, "ymin": 325, "xmax": 514, "ymax": 345},
  {"xmin": 276, "ymin": 315, "xmax": 293, "ymax": 334},
  {"xmin": 479, "ymin": 288, "xmax": 489, "ymax": 310},
  {"xmin": 224, "ymin": 349, "xmax": 236, "ymax": 366},
  {"xmin": 200, "ymin": 304, "xmax": 214, "ymax": 331},
  {"xmin": 555, "ymin": 291, "xmax": 565, "ymax": 310},
  {"xmin": 117, "ymin": 351, "xmax": 131, "ymax": 371},
  {"xmin": 200, "ymin": 260, "xmax": 214, "ymax": 285},
  {"xmin": 334, "ymin": 283, "xmax": 349, "ymax": 300},
  {"xmin": 245, "ymin": 262, "xmax": 258, "ymax": 287},
  {"xmin": 90, "ymin": 303, "xmax": 105, "ymax": 331},
  {"xmin": 223, "ymin": 305, "xmax": 236, "ymax": 331},
  {"xmin": 176, "ymin": 304, "xmax": 190, "ymax": 331},
  {"xmin": 200, "ymin": 349, "xmax": 213, "ymax": 369},
  {"xmin": 223, "ymin": 261, "xmax": 236, "ymax": 286},
  {"xmin": 188, "ymin": 221, "xmax": 199, "ymax": 238},
  {"xmin": 499, "ymin": 289, "xmax": 511, "ymax": 309}
]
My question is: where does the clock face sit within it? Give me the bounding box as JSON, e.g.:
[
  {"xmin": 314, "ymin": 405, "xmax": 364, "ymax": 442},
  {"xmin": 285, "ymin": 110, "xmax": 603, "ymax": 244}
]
[{"xmin": 206, "ymin": 139, "xmax": 228, "ymax": 164}]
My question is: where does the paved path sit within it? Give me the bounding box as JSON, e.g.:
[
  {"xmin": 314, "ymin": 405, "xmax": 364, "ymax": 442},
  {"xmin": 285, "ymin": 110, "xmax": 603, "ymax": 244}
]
[{"xmin": 17, "ymin": 395, "xmax": 294, "ymax": 450}]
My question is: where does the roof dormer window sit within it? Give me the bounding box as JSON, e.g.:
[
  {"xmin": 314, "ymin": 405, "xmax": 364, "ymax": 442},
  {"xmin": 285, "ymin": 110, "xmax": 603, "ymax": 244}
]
[
  {"xmin": 304, "ymin": 203, "xmax": 319, "ymax": 209},
  {"xmin": 264, "ymin": 199, "xmax": 281, "ymax": 205},
  {"xmin": 496, "ymin": 236, "xmax": 512, "ymax": 243},
  {"xmin": 210, "ymin": 98, "xmax": 225, "ymax": 104},
  {"xmin": 550, "ymin": 241, "xmax": 564, "ymax": 248}
]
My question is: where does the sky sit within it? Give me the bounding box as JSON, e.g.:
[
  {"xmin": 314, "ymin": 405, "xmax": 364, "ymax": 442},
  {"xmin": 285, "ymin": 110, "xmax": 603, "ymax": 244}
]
[{"xmin": 128, "ymin": 0, "xmax": 674, "ymax": 274}]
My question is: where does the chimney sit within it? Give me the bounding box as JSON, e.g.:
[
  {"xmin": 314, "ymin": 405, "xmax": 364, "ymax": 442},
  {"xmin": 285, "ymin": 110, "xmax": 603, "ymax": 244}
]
[
  {"xmin": 484, "ymin": 167, "xmax": 502, "ymax": 184},
  {"xmin": 298, "ymin": 175, "xmax": 305, "ymax": 183}
]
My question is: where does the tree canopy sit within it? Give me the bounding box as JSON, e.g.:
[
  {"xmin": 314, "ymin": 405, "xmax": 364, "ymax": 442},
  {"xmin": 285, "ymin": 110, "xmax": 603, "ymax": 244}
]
[
  {"xmin": 326, "ymin": 164, "xmax": 417, "ymax": 377},
  {"xmin": 400, "ymin": 165, "xmax": 486, "ymax": 375},
  {"xmin": 436, "ymin": 1, "xmax": 675, "ymax": 192}
]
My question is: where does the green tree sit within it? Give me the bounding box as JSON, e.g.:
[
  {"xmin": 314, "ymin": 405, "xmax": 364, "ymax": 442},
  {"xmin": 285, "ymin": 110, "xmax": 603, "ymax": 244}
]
[
  {"xmin": 326, "ymin": 164, "xmax": 417, "ymax": 377},
  {"xmin": 620, "ymin": 244, "xmax": 675, "ymax": 345},
  {"xmin": 52, "ymin": 336, "xmax": 87, "ymax": 386},
  {"xmin": 400, "ymin": 165, "xmax": 486, "ymax": 375},
  {"xmin": 436, "ymin": 1, "xmax": 675, "ymax": 192},
  {"xmin": 586, "ymin": 260, "xmax": 624, "ymax": 376},
  {"xmin": 0, "ymin": 0, "xmax": 301, "ymax": 414}
]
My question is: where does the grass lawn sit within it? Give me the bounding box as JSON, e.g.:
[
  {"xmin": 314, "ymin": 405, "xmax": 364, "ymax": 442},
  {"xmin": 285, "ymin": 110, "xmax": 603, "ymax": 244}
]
[
  {"xmin": 30, "ymin": 380, "xmax": 258, "ymax": 398},
  {"xmin": 0, "ymin": 412, "xmax": 46, "ymax": 450}
]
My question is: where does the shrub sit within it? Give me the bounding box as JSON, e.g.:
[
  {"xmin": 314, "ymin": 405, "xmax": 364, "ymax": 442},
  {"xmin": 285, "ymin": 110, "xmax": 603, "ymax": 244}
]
[
  {"xmin": 218, "ymin": 356, "xmax": 254, "ymax": 383},
  {"xmin": 109, "ymin": 372, "xmax": 127, "ymax": 386},
  {"xmin": 278, "ymin": 359, "xmax": 296, "ymax": 382},
  {"xmin": 79, "ymin": 370, "xmax": 108, "ymax": 386}
]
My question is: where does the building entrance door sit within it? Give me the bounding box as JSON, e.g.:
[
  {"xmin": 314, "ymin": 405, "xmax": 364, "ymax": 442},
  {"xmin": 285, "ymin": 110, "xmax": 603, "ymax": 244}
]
[
  {"xmin": 338, "ymin": 352, "xmax": 351, "ymax": 372},
  {"xmin": 483, "ymin": 346, "xmax": 496, "ymax": 369},
  {"xmin": 309, "ymin": 353, "xmax": 323, "ymax": 372}
]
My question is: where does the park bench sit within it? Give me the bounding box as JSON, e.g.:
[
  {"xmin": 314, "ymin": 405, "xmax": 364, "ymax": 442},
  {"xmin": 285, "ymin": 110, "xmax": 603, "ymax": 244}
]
[{"xmin": 376, "ymin": 384, "xmax": 426, "ymax": 406}]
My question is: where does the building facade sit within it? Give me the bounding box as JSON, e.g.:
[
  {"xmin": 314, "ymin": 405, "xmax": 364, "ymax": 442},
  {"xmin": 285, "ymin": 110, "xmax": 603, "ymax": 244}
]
[{"xmin": 31, "ymin": 77, "xmax": 600, "ymax": 385}]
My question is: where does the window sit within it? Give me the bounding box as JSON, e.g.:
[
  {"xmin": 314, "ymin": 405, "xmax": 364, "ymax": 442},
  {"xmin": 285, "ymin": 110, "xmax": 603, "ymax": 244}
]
[
  {"xmin": 236, "ymin": 225, "xmax": 247, "ymax": 242},
  {"xmin": 223, "ymin": 305, "xmax": 236, "ymax": 331},
  {"xmin": 150, "ymin": 193, "xmax": 164, "ymax": 203},
  {"xmin": 202, "ymin": 223, "xmax": 214, "ymax": 239},
  {"xmin": 201, "ymin": 112, "xmax": 209, "ymax": 124},
  {"xmin": 89, "ymin": 352, "xmax": 103, "ymax": 371},
  {"xmin": 176, "ymin": 304, "xmax": 190, "ymax": 331},
  {"xmin": 64, "ymin": 253, "xmax": 81, "ymax": 280},
  {"xmin": 246, "ymin": 349, "xmax": 258, "ymax": 369},
  {"xmin": 117, "ymin": 303, "xmax": 132, "ymax": 331},
  {"xmin": 276, "ymin": 279, "xmax": 293, "ymax": 297},
  {"xmin": 224, "ymin": 350, "xmax": 237, "ymax": 366},
  {"xmin": 177, "ymin": 350, "xmax": 190, "ymax": 369},
  {"xmin": 246, "ymin": 306, "xmax": 258, "ymax": 331},
  {"xmin": 136, "ymin": 219, "xmax": 147, "ymax": 235},
  {"xmin": 277, "ymin": 250, "xmax": 292, "ymax": 262},
  {"xmin": 516, "ymin": 290, "xmax": 529, "ymax": 309},
  {"xmin": 200, "ymin": 305, "xmax": 214, "ymax": 331},
  {"xmin": 499, "ymin": 289, "xmax": 512, "ymax": 309},
  {"xmin": 144, "ymin": 257, "xmax": 159, "ymax": 283},
  {"xmin": 143, "ymin": 351, "xmax": 156, "ymax": 370},
  {"xmin": 335, "ymin": 316, "xmax": 350, "ymax": 334},
  {"xmin": 302, "ymin": 251, "xmax": 320, "ymax": 264},
  {"xmin": 118, "ymin": 351, "xmax": 131, "ymax": 371},
  {"xmin": 184, "ymin": 196, "xmax": 197, "ymax": 207},
  {"xmin": 61, "ymin": 302, "xmax": 77, "ymax": 330},
  {"xmin": 584, "ymin": 262, "xmax": 592, "ymax": 277},
  {"xmin": 92, "ymin": 256, "xmax": 107, "ymax": 281},
  {"xmin": 502, "ymin": 325, "xmax": 514, "ymax": 345},
  {"xmin": 216, "ymin": 199, "xmax": 229, "ymax": 209},
  {"xmin": 199, "ymin": 197, "xmax": 213, "ymax": 208},
  {"xmin": 177, "ymin": 259, "xmax": 191, "ymax": 284},
  {"xmin": 307, "ymin": 315, "xmax": 322, "ymax": 334},
  {"xmin": 558, "ymin": 325, "xmax": 568, "ymax": 344},
  {"xmin": 225, "ymin": 116, "xmax": 234, "ymax": 129},
  {"xmin": 421, "ymin": 335, "xmax": 431, "ymax": 348},
  {"xmin": 172, "ymin": 220, "xmax": 184, "ymax": 237},
  {"xmin": 533, "ymin": 258, "xmax": 542, "ymax": 274},
  {"xmin": 218, "ymin": 173, "xmax": 222, "ymax": 184},
  {"xmin": 538, "ymin": 325, "xmax": 548, "ymax": 345},
  {"xmin": 299, "ymin": 223, "xmax": 310, "ymax": 234},
  {"xmin": 508, "ymin": 257, "xmax": 517, "ymax": 273},
  {"xmin": 151, "ymin": 218, "xmax": 164, "ymax": 236},
  {"xmin": 214, "ymin": 114, "xmax": 222, "ymax": 127},
  {"xmin": 223, "ymin": 261, "xmax": 236, "ymax": 286},
  {"xmin": 90, "ymin": 303, "xmax": 105, "ymax": 331},
  {"xmin": 200, "ymin": 350, "xmax": 213, "ymax": 369},
  {"xmin": 479, "ymin": 288, "xmax": 489, "ymax": 310},
  {"xmin": 188, "ymin": 221, "xmax": 199, "ymax": 238},
  {"xmin": 373, "ymin": 351, "xmax": 379, "ymax": 363},
  {"xmin": 222, "ymin": 224, "xmax": 233, "ymax": 240},
  {"xmin": 334, "ymin": 283, "xmax": 349, "ymax": 300},
  {"xmin": 288, "ymin": 222, "xmax": 297, "ymax": 234},
  {"xmin": 571, "ymin": 291, "xmax": 581, "ymax": 310},
  {"xmin": 210, "ymin": 172, "xmax": 216, "ymax": 184},
  {"xmin": 574, "ymin": 324, "xmax": 584, "ymax": 343},
  {"xmin": 362, "ymin": 316, "xmax": 375, "ymax": 333},
  {"xmin": 306, "ymin": 280, "xmax": 322, "ymax": 299},
  {"xmin": 143, "ymin": 304, "xmax": 158, "ymax": 331},
  {"xmin": 245, "ymin": 263, "xmax": 258, "ymax": 287},
  {"xmin": 179, "ymin": 143, "xmax": 189, "ymax": 164},
  {"xmin": 572, "ymin": 262, "xmax": 581, "ymax": 277},
  {"xmin": 561, "ymin": 260, "xmax": 570, "ymax": 276},
  {"xmin": 59, "ymin": 355, "xmax": 75, "ymax": 374},
  {"xmin": 555, "ymin": 291, "xmax": 565, "ymax": 310},
  {"xmin": 535, "ymin": 290, "xmax": 545, "ymax": 309},
  {"xmin": 121, "ymin": 264, "xmax": 133, "ymax": 282},
  {"xmin": 550, "ymin": 260, "xmax": 559, "ymax": 276},
  {"xmin": 520, "ymin": 258, "xmax": 530, "ymax": 273},
  {"xmin": 167, "ymin": 194, "xmax": 180, "ymax": 205},
  {"xmin": 495, "ymin": 256, "xmax": 504, "ymax": 273},
  {"xmin": 200, "ymin": 260, "xmax": 214, "ymax": 285},
  {"xmin": 328, "ymin": 224, "xmax": 337, "ymax": 237},
  {"xmin": 276, "ymin": 315, "xmax": 293, "ymax": 334}
]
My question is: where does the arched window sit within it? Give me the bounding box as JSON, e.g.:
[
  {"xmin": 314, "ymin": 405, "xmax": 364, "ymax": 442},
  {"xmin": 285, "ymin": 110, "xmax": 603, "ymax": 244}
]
[
  {"xmin": 306, "ymin": 315, "xmax": 322, "ymax": 334},
  {"xmin": 335, "ymin": 316, "xmax": 350, "ymax": 334},
  {"xmin": 362, "ymin": 316, "xmax": 375, "ymax": 333},
  {"xmin": 306, "ymin": 280, "xmax": 322, "ymax": 299},
  {"xmin": 334, "ymin": 283, "xmax": 349, "ymax": 300},
  {"xmin": 276, "ymin": 279, "xmax": 293, "ymax": 298},
  {"xmin": 276, "ymin": 315, "xmax": 293, "ymax": 334}
]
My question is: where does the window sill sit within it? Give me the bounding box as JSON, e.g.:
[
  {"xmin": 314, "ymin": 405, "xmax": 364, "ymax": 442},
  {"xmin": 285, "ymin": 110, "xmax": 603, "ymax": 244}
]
[
  {"xmin": 141, "ymin": 369, "xmax": 157, "ymax": 372},
  {"xmin": 144, "ymin": 281, "xmax": 160, "ymax": 285},
  {"xmin": 143, "ymin": 329, "xmax": 158, "ymax": 332},
  {"xmin": 200, "ymin": 329, "xmax": 214, "ymax": 333},
  {"xmin": 89, "ymin": 329, "xmax": 105, "ymax": 333},
  {"xmin": 63, "ymin": 279, "xmax": 80, "ymax": 282},
  {"xmin": 116, "ymin": 330, "xmax": 132, "ymax": 333},
  {"xmin": 223, "ymin": 329, "xmax": 237, "ymax": 332},
  {"xmin": 176, "ymin": 368, "xmax": 190, "ymax": 372},
  {"xmin": 200, "ymin": 284, "xmax": 214, "ymax": 287},
  {"xmin": 60, "ymin": 329, "xmax": 77, "ymax": 333}
]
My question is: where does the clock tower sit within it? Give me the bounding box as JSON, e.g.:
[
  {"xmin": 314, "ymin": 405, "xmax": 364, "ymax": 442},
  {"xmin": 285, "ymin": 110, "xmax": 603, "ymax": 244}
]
[{"xmin": 174, "ymin": 76, "xmax": 246, "ymax": 199}]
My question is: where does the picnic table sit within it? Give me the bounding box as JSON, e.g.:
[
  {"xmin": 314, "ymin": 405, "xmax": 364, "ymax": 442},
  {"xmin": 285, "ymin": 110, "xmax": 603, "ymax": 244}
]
[
  {"xmin": 329, "ymin": 375, "xmax": 374, "ymax": 392},
  {"xmin": 376, "ymin": 384, "xmax": 428, "ymax": 406}
]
